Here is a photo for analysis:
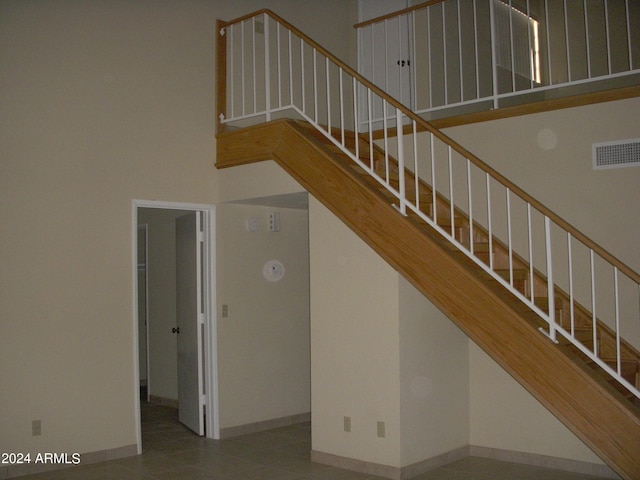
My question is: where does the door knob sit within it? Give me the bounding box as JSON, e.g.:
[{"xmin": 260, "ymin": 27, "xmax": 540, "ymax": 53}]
[{"xmin": 172, "ymin": 327, "xmax": 180, "ymax": 334}]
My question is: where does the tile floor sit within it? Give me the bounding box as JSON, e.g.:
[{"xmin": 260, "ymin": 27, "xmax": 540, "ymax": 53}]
[{"xmin": 18, "ymin": 402, "xmax": 614, "ymax": 480}]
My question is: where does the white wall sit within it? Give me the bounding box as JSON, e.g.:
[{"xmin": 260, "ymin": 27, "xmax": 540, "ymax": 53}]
[{"xmin": 217, "ymin": 202, "xmax": 310, "ymax": 429}]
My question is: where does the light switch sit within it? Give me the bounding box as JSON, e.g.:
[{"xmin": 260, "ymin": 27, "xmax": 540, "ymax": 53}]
[{"xmin": 343, "ymin": 416, "xmax": 351, "ymax": 432}]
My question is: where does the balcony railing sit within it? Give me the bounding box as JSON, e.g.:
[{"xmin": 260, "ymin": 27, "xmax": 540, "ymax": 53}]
[
  {"xmin": 355, "ymin": 0, "xmax": 640, "ymax": 120},
  {"xmin": 216, "ymin": 9, "xmax": 640, "ymax": 402}
]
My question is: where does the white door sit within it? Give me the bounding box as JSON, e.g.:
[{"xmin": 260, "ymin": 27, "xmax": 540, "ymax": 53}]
[
  {"xmin": 176, "ymin": 212, "xmax": 204, "ymax": 435},
  {"xmin": 358, "ymin": 0, "xmax": 413, "ymax": 128}
]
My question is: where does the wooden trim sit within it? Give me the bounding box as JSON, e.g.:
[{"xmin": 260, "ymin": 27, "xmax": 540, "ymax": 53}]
[
  {"xmin": 430, "ymin": 85, "xmax": 640, "ymax": 129},
  {"xmin": 354, "ymin": 0, "xmax": 446, "ymax": 29},
  {"xmin": 216, "ymin": 121, "xmax": 285, "ymax": 168},
  {"xmin": 217, "ymin": 9, "xmax": 271, "ymax": 29},
  {"xmin": 215, "ymin": 19, "xmax": 227, "ymax": 135}
]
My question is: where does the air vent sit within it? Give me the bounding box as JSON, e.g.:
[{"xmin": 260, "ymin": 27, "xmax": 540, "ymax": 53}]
[{"xmin": 592, "ymin": 138, "xmax": 640, "ymax": 170}]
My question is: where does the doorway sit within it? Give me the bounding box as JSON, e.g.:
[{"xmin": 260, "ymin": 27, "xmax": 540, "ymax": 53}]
[{"xmin": 133, "ymin": 200, "xmax": 218, "ymax": 453}]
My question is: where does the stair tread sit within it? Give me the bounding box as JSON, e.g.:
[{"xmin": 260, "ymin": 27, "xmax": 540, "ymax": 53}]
[
  {"xmin": 599, "ymin": 356, "xmax": 639, "ymax": 368},
  {"xmin": 457, "ymin": 242, "xmax": 492, "ymax": 253},
  {"xmin": 495, "ymin": 268, "xmax": 528, "ymax": 281},
  {"xmin": 434, "ymin": 214, "xmax": 466, "ymax": 227}
]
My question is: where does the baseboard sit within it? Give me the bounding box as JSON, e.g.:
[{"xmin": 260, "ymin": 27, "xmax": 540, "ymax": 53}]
[
  {"xmin": 311, "ymin": 450, "xmax": 402, "ymax": 479},
  {"xmin": 311, "ymin": 445, "xmax": 619, "ymax": 480},
  {"xmin": 219, "ymin": 412, "xmax": 311, "ymax": 439},
  {"xmin": 400, "ymin": 446, "xmax": 470, "ymax": 479},
  {"xmin": 2, "ymin": 444, "xmax": 137, "ymax": 479},
  {"xmin": 148, "ymin": 394, "xmax": 178, "ymax": 408},
  {"xmin": 311, "ymin": 446, "xmax": 469, "ymax": 480},
  {"xmin": 469, "ymin": 445, "xmax": 620, "ymax": 479}
]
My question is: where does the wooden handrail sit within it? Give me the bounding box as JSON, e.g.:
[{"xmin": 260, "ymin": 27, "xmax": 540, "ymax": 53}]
[
  {"xmin": 218, "ymin": 9, "xmax": 273, "ymax": 29},
  {"xmin": 216, "ymin": 9, "xmax": 640, "ymax": 286},
  {"xmin": 353, "ymin": 0, "xmax": 446, "ymax": 29}
]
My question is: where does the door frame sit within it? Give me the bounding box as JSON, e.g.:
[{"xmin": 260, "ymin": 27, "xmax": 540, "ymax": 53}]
[
  {"xmin": 132, "ymin": 199, "xmax": 219, "ymax": 453},
  {"xmin": 137, "ymin": 223, "xmax": 151, "ymax": 402}
]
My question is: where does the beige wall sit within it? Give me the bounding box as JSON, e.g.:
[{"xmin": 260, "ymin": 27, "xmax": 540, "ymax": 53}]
[
  {"xmin": 399, "ymin": 278, "xmax": 469, "ymax": 466},
  {"xmin": 0, "ymin": 0, "xmax": 357, "ymax": 460},
  {"xmin": 309, "ymin": 197, "xmax": 402, "ymax": 467},
  {"xmin": 219, "ymin": 161, "xmax": 306, "ymax": 203},
  {"xmin": 469, "ymin": 343, "xmax": 602, "ymax": 464},
  {"xmin": 309, "ymin": 204, "xmax": 467, "ymax": 471},
  {"xmin": 0, "ymin": 0, "xmax": 219, "ymax": 456},
  {"xmin": 217, "ymin": 202, "xmax": 310, "ymax": 429}
]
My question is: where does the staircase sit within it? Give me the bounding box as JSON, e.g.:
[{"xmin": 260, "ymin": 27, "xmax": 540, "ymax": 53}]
[
  {"xmin": 216, "ymin": 10, "xmax": 640, "ymax": 480},
  {"xmin": 217, "ymin": 118, "xmax": 640, "ymax": 479},
  {"xmin": 306, "ymin": 124, "xmax": 640, "ymax": 407}
]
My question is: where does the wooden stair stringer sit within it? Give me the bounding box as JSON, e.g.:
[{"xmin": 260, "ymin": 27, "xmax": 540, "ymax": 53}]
[{"xmin": 216, "ymin": 119, "xmax": 640, "ymax": 480}]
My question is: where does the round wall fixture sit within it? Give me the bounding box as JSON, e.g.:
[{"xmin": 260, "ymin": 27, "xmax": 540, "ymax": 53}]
[
  {"xmin": 262, "ymin": 260, "xmax": 285, "ymax": 282},
  {"xmin": 245, "ymin": 217, "xmax": 259, "ymax": 232}
]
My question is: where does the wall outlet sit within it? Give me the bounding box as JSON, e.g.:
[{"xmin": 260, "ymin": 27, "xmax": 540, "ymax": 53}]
[
  {"xmin": 32, "ymin": 420, "xmax": 41, "ymax": 436},
  {"xmin": 268, "ymin": 212, "xmax": 280, "ymax": 232},
  {"xmin": 343, "ymin": 416, "xmax": 351, "ymax": 432},
  {"xmin": 222, "ymin": 304, "xmax": 228, "ymax": 318},
  {"xmin": 377, "ymin": 421, "xmax": 385, "ymax": 438}
]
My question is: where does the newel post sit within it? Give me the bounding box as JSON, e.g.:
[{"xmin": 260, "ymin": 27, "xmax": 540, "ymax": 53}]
[{"xmin": 216, "ymin": 19, "xmax": 228, "ymax": 135}]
